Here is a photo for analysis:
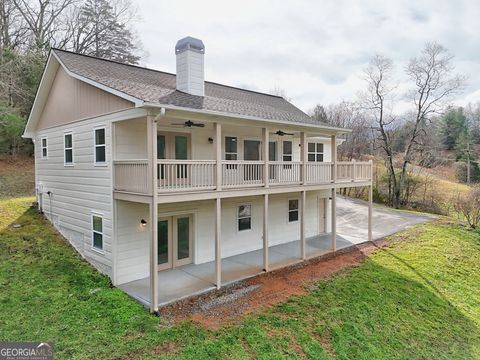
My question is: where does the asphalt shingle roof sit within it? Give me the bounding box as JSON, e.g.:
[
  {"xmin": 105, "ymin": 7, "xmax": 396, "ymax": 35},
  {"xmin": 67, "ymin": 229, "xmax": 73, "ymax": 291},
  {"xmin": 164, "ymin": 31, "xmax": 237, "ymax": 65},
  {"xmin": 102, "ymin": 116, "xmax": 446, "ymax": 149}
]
[{"xmin": 53, "ymin": 49, "xmax": 320, "ymax": 125}]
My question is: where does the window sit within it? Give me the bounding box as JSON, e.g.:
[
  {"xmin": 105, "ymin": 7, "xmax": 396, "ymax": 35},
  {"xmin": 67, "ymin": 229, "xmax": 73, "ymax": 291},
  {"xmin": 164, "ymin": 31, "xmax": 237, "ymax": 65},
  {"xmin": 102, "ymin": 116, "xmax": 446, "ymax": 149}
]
[
  {"xmin": 64, "ymin": 132, "xmax": 73, "ymax": 165},
  {"xmin": 288, "ymin": 199, "xmax": 299, "ymax": 222},
  {"xmin": 94, "ymin": 128, "xmax": 106, "ymax": 164},
  {"xmin": 283, "ymin": 141, "xmax": 292, "ymax": 169},
  {"xmin": 238, "ymin": 204, "xmax": 252, "ymax": 231},
  {"xmin": 92, "ymin": 214, "xmax": 103, "ymax": 251},
  {"xmin": 225, "ymin": 136, "xmax": 237, "ymax": 160},
  {"xmin": 308, "ymin": 143, "xmax": 324, "ymax": 162},
  {"xmin": 41, "ymin": 136, "xmax": 47, "ymax": 159}
]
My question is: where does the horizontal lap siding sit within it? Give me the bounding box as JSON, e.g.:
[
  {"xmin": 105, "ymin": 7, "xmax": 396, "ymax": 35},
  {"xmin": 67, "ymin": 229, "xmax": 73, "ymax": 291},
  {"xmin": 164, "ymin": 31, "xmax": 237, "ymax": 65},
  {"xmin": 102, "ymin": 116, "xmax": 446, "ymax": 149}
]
[{"xmin": 36, "ymin": 117, "xmax": 113, "ymax": 277}]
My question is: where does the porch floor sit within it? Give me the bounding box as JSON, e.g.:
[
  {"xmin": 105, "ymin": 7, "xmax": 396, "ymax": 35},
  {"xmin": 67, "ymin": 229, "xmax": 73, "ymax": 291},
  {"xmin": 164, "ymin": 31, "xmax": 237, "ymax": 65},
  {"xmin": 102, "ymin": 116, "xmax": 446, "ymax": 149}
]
[{"xmin": 119, "ymin": 233, "xmax": 356, "ymax": 307}]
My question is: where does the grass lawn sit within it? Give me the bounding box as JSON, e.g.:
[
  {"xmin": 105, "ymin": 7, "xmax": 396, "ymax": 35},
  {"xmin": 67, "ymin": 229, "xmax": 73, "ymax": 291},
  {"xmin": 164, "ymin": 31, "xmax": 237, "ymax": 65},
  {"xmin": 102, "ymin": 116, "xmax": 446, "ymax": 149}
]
[{"xmin": 1, "ymin": 197, "xmax": 480, "ymax": 359}]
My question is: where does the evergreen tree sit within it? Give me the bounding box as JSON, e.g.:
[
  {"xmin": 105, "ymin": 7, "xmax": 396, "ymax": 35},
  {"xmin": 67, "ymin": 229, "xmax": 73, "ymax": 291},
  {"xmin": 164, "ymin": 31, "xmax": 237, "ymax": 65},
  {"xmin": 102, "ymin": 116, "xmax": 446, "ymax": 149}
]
[{"xmin": 439, "ymin": 107, "xmax": 468, "ymax": 150}]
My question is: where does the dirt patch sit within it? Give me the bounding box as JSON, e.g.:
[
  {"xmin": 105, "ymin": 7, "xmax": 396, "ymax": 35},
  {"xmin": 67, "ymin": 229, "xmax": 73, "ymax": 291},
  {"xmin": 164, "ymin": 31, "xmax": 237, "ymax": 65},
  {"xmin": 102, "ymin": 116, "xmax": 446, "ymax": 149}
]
[{"xmin": 159, "ymin": 239, "xmax": 391, "ymax": 329}]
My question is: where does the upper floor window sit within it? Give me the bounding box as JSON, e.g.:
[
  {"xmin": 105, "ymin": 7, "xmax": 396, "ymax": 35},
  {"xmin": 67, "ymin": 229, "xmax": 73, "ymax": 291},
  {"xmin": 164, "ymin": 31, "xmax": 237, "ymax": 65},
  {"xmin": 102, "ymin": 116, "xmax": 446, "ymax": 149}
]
[
  {"xmin": 225, "ymin": 136, "xmax": 237, "ymax": 160},
  {"xmin": 308, "ymin": 143, "xmax": 324, "ymax": 162},
  {"xmin": 94, "ymin": 127, "xmax": 106, "ymax": 164},
  {"xmin": 64, "ymin": 132, "xmax": 73, "ymax": 165},
  {"xmin": 238, "ymin": 204, "xmax": 252, "ymax": 231},
  {"xmin": 41, "ymin": 136, "xmax": 47, "ymax": 159},
  {"xmin": 92, "ymin": 213, "xmax": 104, "ymax": 251}
]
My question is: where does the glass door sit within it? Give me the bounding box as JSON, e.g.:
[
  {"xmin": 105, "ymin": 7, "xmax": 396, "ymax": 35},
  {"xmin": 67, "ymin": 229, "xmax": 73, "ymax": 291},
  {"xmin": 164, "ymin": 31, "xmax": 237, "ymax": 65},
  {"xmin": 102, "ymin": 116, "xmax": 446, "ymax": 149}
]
[
  {"xmin": 269, "ymin": 141, "xmax": 277, "ymax": 180},
  {"xmin": 173, "ymin": 215, "xmax": 192, "ymax": 267},
  {"xmin": 244, "ymin": 140, "xmax": 261, "ymax": 181},
  {"xmin": 157, "ymin": 215, "xmax": 193, "ymax": 270},
  {"xmin": 157, "ymin": 218, "xmax": 172, "ymax": 270}
]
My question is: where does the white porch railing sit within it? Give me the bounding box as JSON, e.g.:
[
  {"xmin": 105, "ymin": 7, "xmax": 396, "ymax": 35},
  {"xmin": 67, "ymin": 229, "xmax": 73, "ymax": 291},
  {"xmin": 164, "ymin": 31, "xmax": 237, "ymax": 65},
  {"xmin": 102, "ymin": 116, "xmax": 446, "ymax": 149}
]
[
  {"xmin": 269, "ymin": 162, "xmax": 302, "ymax": 185},
  {"xmin": 336, "ymin": 161, "xmax": 372, "ymax": 182},
  {"xmin": 222, "ymin": 161, "xmax": 264, "ymax": 188},
  {"xmin": 113, "ymin": 160, "xmax": 372, "ymax": 194},
  {"xmin": 113, "ymin": 159, "xmax": 149, "ymax": 194},
  {"xmin": 305, "ymin": 162, "xmax": 333, "ymax": 184},
  {"xmin": 158, "ymin": 160, "xmax": 216, "ymax": 191}
]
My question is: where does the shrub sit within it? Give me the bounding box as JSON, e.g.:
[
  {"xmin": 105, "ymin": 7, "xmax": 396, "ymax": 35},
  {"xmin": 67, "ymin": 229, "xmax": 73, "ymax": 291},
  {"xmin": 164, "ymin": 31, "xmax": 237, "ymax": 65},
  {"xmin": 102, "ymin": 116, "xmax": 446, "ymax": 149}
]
[{"xmin": 454, "ymin": 186, "xmax": 480, "ymax": 229}]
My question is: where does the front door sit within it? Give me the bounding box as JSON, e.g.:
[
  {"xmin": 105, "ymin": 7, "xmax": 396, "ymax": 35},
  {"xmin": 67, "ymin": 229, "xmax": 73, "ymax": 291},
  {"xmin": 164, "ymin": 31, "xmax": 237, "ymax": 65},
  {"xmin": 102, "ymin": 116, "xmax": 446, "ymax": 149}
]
[
  {"xmin": 157, "ymin": 214, "xmax": 193, "ymax": 270},
  {"xmin": 157, "ymin": 133, "xmax": 190, "ymax": 185}
]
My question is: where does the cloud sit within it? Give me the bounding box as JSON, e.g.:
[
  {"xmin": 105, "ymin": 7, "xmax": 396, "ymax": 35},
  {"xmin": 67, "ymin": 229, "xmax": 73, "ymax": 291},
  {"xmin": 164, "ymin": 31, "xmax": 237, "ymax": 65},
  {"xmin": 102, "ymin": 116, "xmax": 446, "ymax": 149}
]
[{"xmin": 135, "ymin": 0, "xmax": 480, "ymax": 113}]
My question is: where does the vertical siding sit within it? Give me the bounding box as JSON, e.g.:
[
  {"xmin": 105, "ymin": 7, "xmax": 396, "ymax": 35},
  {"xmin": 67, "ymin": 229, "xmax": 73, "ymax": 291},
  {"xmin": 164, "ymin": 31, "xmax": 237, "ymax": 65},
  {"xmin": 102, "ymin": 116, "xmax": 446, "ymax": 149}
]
[
  {"xmin": 36, "ymin": 117, "xmax": 113, "ymax": 277},
  {"xmin": 37, "ymin": 66, "xmax": 133, "ymax": 130}
]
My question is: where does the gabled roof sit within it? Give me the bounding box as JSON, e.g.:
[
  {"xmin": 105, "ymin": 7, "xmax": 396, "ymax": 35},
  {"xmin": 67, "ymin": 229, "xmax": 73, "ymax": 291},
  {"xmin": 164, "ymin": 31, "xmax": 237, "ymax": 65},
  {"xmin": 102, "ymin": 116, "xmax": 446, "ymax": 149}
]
[{"xmin": 52, "ymin": 49, "xmax": 319, "ymax": 125}]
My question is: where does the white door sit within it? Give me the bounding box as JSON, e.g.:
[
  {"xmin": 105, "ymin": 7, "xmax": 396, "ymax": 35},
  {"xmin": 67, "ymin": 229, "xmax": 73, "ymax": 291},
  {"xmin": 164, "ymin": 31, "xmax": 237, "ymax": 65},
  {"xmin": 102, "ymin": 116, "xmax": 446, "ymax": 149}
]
[
  {"xmin": 157, "ymin": 214, "xmax": 193, "ymax": 271},
  {"xmin": 319, "ymin": 198, "xmax": 327, "ymax": 233}
]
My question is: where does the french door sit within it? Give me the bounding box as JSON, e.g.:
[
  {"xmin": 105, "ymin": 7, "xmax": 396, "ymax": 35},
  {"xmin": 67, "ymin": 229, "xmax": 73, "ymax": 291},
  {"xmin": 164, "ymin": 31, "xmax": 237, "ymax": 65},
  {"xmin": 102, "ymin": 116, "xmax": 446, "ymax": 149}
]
[
  {"xmin": 157, "ymin": 132, "xmax": 190, "ymax": 185},
  {"xmin": 244, "ymin": 140, "xmax": 261, "ymax": 181},
  {"xmin": 157, "ymin": 214, "xmax": 193, "ymax": 270}
]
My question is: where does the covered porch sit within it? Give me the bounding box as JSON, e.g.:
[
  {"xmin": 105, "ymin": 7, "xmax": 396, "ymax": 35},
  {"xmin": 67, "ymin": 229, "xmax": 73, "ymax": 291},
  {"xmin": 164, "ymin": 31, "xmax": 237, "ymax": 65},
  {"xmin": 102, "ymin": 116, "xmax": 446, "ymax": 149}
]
[{"xmin": 119, "ymin": 233, "xmax": 356, "ymax": 307}]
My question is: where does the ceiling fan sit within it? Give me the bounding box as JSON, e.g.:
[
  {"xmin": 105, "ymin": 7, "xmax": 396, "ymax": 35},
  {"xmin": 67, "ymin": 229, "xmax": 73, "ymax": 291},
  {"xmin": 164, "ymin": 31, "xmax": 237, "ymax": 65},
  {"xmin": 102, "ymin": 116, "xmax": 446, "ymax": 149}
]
[
  {"xmin": 170, "ymin": 120, "xmax": 205, "ymax": 128},
  {"xmin": 275, "ymin": 130, "xmax": 294, "ymax": 136}
]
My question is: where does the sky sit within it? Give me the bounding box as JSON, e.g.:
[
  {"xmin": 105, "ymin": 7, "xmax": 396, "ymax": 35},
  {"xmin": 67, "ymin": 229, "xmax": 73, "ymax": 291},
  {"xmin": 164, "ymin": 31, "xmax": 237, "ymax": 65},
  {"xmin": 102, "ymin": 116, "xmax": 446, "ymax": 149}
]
[{"xmin": 134, "ymin": 0, "xmax": 480, "ymax": 114}]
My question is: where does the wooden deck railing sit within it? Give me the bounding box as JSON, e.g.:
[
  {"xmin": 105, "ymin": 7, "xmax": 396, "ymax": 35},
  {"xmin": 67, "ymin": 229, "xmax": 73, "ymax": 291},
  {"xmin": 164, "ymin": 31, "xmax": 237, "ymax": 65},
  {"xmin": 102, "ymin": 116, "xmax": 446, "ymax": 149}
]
[{"xmin": 113, "ymin": 160, "xmax": 372, "ymax": 194}]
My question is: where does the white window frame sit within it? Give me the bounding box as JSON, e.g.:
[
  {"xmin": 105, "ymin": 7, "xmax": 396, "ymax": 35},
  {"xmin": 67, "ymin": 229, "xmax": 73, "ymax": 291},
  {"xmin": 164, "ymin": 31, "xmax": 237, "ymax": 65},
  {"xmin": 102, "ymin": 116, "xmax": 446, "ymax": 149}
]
[
  {"xmin": 94, "ymin": 126, "xmax": 107, "ymax": 166},
  {"xmin": 64, "ymin": 131, "xmax": 74, "ymax": 166},
  {"xmin": 224, "ymin": 136, "xmax": 238, "ymax": 160},
  {"xmin": 288, "ymin": 198, "xmax": 299, "ymax": 223},
  {"xmin": 307, "ymin": 142, "xmax": 324, "ymax": 162},
  {"xmin": 282, "ymin": 140, "xmax": 293, "ymax": 162},
  {"xmin": 91, "ymin": 212, "xmax": 104, "ymax": 253},
  {"xmin": 40, "ymin": 136, "xmax": 48, "ymax": 159},
  {"xmin": 237, "ymin": 204, "xmax": 252, "ymax": 232}
]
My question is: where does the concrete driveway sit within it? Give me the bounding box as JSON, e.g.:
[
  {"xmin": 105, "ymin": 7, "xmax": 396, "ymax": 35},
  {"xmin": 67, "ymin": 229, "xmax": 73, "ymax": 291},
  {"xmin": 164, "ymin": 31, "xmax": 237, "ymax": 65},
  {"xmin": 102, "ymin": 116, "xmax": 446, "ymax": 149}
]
[{"xmin": 336, "ymin": 195, "xmax": 434, "ymax": 245}]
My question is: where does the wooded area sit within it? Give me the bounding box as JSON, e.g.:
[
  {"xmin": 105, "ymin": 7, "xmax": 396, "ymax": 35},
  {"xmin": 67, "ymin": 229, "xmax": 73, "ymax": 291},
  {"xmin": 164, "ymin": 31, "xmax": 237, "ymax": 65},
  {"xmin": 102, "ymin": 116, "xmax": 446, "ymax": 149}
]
[{"xmin": 0, "ymin": 0, "xmax": 141, "ymax": 155}]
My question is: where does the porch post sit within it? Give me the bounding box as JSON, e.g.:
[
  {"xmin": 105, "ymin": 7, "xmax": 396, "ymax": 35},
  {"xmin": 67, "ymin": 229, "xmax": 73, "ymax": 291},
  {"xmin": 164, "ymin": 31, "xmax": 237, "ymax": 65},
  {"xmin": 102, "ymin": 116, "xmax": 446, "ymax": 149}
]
[
  {"xmin": 263, "ymin": 194, "xmax": 269, "ymax": 271},
  {"xmin": 300, "ymin": 132, "xmax": 306, "ymax": 184},
  {"xmin": 300, "ymin": 190, "xmax": 306, "ymax": 260},
  {"xmin": 147, "ymin": 114, "xmax": 158, "ymax": 313},
  {"xmin": 215, "ymin": 197, "xmax": 222, "ymax": 289},
  {"xmin": 368, "ymin": 160, "xmax": 373, "ymax": 242},
  {"xmin": 331, "ymin": 134, "xmax": 337, "ymax": 183},
  {"xmin": 331, "ymin": 188, "xmax": 336, "ymax": 252},
  {"xmin": 215, "ymin": 123, "xmax": 222, "ymax": 191},
  {"xmin": 262, "ymin": 128, "xmax": 269, "ymax": 188}
]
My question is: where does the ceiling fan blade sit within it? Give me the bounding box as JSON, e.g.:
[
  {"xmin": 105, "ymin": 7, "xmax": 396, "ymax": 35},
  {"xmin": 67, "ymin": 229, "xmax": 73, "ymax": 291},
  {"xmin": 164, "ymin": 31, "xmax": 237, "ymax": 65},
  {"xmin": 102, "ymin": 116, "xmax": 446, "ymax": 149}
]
[{"xmin": 191, "ymin": 123, "xmax": 205, "ymax": 127}]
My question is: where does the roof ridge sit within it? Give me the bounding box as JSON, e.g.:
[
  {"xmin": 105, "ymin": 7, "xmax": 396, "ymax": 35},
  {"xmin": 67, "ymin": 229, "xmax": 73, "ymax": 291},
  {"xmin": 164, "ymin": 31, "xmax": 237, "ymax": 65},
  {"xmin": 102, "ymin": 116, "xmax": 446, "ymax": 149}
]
[{"xmin": 52, "ymin": 48, "xmax": 286, "ymax": 100}]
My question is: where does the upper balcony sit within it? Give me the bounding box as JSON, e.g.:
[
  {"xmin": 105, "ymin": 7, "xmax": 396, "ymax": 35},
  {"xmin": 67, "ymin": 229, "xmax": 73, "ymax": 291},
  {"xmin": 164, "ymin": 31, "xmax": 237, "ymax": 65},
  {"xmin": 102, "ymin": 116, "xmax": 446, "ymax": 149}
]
[
  {"xmin": 111, "ymin": 115, "xmax": 372, "ymax": 199},
  {"xmin": 113, "ymin": 159, "xmax": 372, "ymax": 195}
]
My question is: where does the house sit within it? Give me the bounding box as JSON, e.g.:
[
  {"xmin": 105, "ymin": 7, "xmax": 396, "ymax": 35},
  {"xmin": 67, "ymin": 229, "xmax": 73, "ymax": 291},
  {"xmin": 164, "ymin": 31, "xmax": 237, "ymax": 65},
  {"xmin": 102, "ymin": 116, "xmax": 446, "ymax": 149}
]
[{"xmin": 23, "ymin": 36, "xmax": 373, "ymax": 313}]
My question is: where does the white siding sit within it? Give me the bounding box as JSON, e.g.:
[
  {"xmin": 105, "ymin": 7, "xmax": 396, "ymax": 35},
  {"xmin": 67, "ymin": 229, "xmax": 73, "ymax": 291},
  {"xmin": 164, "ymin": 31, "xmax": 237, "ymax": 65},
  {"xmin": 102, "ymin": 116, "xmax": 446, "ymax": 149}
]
[
  {"xmin": 35, "ymin": 116, "xmax": 113, "ymax": 277},
  {"xmin": 115, "ymin": 191, "xmax": 331, "ymax": 285}
]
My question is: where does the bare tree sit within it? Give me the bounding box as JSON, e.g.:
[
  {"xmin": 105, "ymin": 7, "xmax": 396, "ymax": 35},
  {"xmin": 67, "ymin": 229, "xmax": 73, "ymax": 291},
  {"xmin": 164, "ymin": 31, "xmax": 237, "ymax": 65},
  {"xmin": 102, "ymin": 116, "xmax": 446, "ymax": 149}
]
[
  {"xmin": 399, "ymin": 42, "xmax": 466, "ymax": 203},
  {"xmin": 0, "ymin": 0, "xmax": 29, "ymax": 53},
  {"xmin": 12, "ymin": 0, "xmax": 77, "ymax": 51},
  {"xmin": 360, "ymin": 54, "xmax": 401, "ymax": 205}
]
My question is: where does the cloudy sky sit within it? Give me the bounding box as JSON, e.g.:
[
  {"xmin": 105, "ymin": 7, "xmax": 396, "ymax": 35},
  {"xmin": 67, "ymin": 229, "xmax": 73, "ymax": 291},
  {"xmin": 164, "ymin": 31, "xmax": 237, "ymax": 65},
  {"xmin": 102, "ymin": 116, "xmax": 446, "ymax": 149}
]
[{"xmin": 134, "ymin": 0, "xmax": 480, "ymax": 114}]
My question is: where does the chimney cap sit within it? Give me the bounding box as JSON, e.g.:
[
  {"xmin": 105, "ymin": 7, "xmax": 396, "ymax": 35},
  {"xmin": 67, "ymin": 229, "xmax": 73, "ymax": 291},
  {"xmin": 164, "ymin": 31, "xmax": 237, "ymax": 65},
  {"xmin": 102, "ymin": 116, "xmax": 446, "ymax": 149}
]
[{"xmin": 175, "ymin": 36, "xmax": 205, "ymax": 54}]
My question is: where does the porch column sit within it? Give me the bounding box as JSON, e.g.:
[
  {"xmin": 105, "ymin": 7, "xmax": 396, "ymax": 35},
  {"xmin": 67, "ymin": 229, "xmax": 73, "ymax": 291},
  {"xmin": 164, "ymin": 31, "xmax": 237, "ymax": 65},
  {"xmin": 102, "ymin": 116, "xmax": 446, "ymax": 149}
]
[
  {"xmin": 331, "ymin": 134, "xmax": 337, "ymax": 183},
  {"xmin": 300, "ymin": 190, "xmax": 306, "ymax": 260},
  {"xmin": 215, "ymin": 197, "xmax": 222, "ymax": 289},
  {"xmin": 147, "ymin": 114, "xmax": 158, "ymax": 313},
  {"xmin": 262, "ymin": 128, "xmax": 269, "ymax": 188},
  {"xmin": 331, "ymin": 188, "xmax": 336, "ymax": 252},
  {"xmin": 368, "ymin": 160, "xmax": 373, "ymax": 242},
  {"xmin": 215, "ymin": 123, "xmax": 222, "ymax": 191},
  {"xmin": 300, "ymin": 132, "xmax": 306, "ymax": 184},
  {"xmin": 263, "ymin": 194, "xmax": 269, "ymax": 271}
]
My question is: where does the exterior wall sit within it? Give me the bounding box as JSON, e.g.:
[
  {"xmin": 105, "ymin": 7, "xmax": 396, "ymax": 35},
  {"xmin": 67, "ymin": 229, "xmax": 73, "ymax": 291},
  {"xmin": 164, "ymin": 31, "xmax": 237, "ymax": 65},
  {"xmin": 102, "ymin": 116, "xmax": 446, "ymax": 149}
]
[
  {"xmin": 37, "ymin": 66, "xmax": 133, "ymax": 130},
  {"xmin": 35, "ymin": 116, "xmax": 114, "ymax": 277},
  {"xmin": 115, "ymin": 191, "xmax": 331, "ymax": 285},
  {"xmin": 154, "ymin": 119, "xmax": 333, "ymax": 162},
  {"xmin": 114, "ymin": 117, "xmax": 148, "ymax": 159}
]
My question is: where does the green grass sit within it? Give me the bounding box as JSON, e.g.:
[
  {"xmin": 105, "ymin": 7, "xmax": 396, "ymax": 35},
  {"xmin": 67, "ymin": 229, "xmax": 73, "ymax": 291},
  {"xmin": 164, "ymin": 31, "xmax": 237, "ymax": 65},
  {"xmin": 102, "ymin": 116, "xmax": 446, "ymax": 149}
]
[
  {"xmin": 1, "ymin": 197, "xmax": 480, "ymax": 359},
  {"xmin": 0, "ymin": 158, "xmax": 35, "ymax": 199}
]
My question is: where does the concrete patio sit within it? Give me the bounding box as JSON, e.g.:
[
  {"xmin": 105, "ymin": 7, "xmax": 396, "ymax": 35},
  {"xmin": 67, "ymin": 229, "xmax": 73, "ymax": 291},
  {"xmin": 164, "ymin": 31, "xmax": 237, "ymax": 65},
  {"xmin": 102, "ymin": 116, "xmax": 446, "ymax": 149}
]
[{"xmin": 119, "ymin": 196, "xmax": 433, "ymax": 307}]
